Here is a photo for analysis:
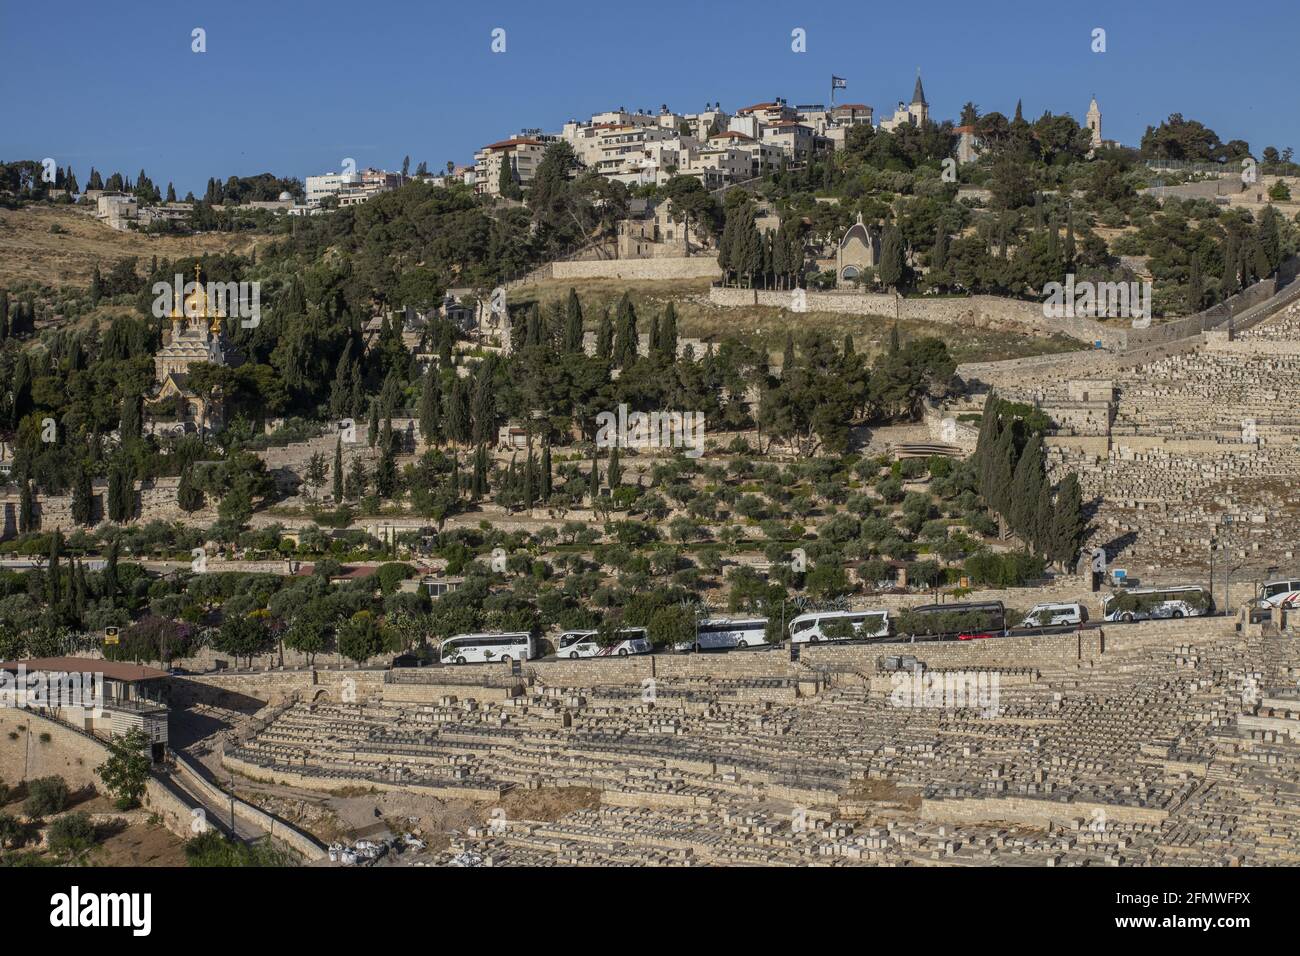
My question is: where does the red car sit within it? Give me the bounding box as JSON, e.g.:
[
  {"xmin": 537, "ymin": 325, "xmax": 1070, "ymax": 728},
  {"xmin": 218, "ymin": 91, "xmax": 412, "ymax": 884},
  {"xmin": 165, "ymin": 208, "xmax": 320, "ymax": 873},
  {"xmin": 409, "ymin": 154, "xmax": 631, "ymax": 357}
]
[{"xmin": 957, "ymin": 631, "xmax": 997, "ymax": 641}]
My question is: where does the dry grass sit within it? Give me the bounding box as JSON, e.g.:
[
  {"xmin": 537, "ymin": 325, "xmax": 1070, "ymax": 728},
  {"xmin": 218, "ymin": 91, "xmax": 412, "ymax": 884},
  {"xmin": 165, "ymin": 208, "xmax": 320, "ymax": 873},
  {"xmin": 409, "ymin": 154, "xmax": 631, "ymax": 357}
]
[
  {"xmin": 0, "ymin": 203, "xmax": 261, "ymax": 288},
  {"xmin": 511, "ymin": 274, "xmax": 1082, "ymax": 364}
]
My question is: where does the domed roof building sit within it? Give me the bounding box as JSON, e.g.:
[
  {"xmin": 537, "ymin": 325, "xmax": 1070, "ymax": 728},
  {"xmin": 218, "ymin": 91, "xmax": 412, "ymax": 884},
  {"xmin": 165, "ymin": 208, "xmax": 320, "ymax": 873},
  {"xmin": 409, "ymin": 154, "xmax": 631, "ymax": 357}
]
[{"xmin": 145, "ymin": 264, "xmax": 243, "ymax": 436}]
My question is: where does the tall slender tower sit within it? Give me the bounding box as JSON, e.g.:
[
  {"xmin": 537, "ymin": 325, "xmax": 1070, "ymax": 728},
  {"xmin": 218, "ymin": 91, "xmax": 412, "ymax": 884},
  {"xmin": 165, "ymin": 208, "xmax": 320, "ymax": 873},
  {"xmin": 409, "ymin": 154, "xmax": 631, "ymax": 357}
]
[
  {"xmin": 910, "ymin": 68, "xmax": 929, "ymax": 126},
  {"xmin": 1086, "ymin": 96, "xmax": 1102, "ymax": 149}
]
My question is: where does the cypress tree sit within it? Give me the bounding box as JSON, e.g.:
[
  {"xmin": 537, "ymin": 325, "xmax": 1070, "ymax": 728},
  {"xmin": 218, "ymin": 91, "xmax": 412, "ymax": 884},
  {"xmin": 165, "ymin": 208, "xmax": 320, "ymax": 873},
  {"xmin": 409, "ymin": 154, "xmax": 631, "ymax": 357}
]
[
  {"xmin": 589, "ymin": 445, "xmax": 601, "ymax": 501},
  {"xmin": 104, "ymin": 539, "xmax": 120, "ymax": 607},
  {"xmin": 564, "ymin": 288, "xmax": 584, "ymax": 352},
  {"xmin": 1187, "ymin": 255, "xmax": 1203, "ymax": 314},
  {"xmin": 178, "ymin": 463, "xmax": 204, "ymax": 513},
  {"xmin": 661, "ymin": 303, "xmax": 678, "ymax": 359},
  {"xmin": 540, "ymin": 444, "xmax": 552, "ymax": 500},
  {"xmin": 71, "ymin": 463, "xmax": 93, "ymax": 524},
  {"xmin": 523, "ymin": 447, "xmax": 535, "ymax": 508},
  {"xmin": 596, "ymin": 309, "xmax": 613, "ymax": 360},
  {"xmin": 332, "ymin": 439, "xmax": 344, "ymax": 501},
  {"xmin": 418, "ymin": 365, "xmax": 441, "ymax": 444},
  {"xmin": 1050, "ymin": 473, "xmax": 1086, "ymax": 568},
  {"xmin": 119, "ymin": 394, "xmax": 141, "ymax": 442},
  {"xmin": 987, "ymin": 424, "xmax": 1017, "ymax": 521},
  {"xmin": 613, "ymin": 293, "xmax": 637, "ymax": 366},
  {"xmin": 1008, "ymin": 432, "xmax": 1045, "ymax": 539},
  {"xmin": 879, "ymin": 225, "xmax": 904, "ymax": 291},
  {"xmin": 608, "ymin": 446, "xmax": 621, "ymax": 489},
  {"xmin": 1032, "ymin": 480, "xmax": 1054, "ymax": 557}
]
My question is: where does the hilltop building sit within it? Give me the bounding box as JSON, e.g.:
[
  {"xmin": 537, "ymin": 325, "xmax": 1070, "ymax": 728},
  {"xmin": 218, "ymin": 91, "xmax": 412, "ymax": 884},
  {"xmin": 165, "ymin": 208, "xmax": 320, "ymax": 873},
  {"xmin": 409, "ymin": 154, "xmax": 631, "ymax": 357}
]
[
  {"xmin": 1086, "ymin": 96, "xmax": 1103, "ymax": 150},
  {"xmin": 879, "ymin": 72, "xmax": 929, "ymax": 132}
]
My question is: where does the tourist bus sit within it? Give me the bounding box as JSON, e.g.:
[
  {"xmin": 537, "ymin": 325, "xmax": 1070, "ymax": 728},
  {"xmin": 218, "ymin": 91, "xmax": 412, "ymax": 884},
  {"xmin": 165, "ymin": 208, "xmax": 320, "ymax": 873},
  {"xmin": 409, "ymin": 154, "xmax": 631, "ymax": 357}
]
[
  {"xmin": 556, "ymin": 627, "xmax": 652, "ymax": 659},
  {"xmin": 1102, "ymin": 586, "xmax": 1211, "ymax": 622},
  {"xmin": 1257, "ymin": 578, "xmax": 1300, "ymax": 609},
  {"xmin": 440, "ymin": 632, "xmax": 536, "ymax": 665},
  {"xmin": 900, "ymin": 601, "xmax": 1007, "ymax": 641},
  {"xmin": 675, "ymin": 618, "xmax": 770, "ymax": 652},
  {"xmin": 788, "ymin": 609, "xmax": 890, "ymax": 644}
]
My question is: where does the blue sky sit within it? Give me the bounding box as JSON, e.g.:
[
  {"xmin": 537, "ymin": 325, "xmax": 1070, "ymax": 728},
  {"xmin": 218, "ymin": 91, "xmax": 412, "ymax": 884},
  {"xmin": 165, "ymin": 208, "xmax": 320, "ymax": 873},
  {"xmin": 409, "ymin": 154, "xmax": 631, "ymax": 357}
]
[{"xmin": 1, "ymin": 0, "xmax": 1291, "ymax": 196}]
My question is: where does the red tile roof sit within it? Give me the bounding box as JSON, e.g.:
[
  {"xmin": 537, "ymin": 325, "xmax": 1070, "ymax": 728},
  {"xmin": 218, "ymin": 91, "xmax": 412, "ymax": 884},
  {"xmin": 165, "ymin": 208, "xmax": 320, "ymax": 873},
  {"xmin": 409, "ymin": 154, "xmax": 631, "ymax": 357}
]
[{"xmin": 482, "ymin": 137, "xmax": 546, "ymax": 151}]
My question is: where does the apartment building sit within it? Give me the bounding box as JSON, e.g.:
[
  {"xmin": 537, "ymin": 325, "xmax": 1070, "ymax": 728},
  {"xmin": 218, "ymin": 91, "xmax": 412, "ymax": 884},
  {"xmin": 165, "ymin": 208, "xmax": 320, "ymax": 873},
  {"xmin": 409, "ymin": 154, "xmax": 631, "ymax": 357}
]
[
  {"xmin": 761, "ymin": 120, "xmax": 816, "ymax": 162},
  {"xmin": 338, "ymin": 168, "xmax": 402, "ymax": 206},
  {"xmin": 474, "ymin": 136, "xmax": 552, "ymax": 197}
]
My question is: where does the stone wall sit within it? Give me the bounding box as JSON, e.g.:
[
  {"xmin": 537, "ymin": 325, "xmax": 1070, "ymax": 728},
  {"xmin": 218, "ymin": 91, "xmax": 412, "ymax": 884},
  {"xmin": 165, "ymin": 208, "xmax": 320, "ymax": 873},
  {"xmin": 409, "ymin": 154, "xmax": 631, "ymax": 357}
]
[
  {"xmin": 708, "ymin": 287, "xmax": 1119, "ymax": 345},
  {"xmin": 551, "ymin": 257, "xmax": 721, "ymax": 281},
  {"xmin": 0, "ymin": 709, "xmax": 198, "ymax": 841}
]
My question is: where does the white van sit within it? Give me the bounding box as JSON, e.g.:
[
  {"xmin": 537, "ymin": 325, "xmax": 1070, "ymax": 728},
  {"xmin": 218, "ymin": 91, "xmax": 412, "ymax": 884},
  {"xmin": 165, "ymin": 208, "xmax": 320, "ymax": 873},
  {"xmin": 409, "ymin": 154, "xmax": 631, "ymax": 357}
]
[
  {"xmin": 788, "ymin": 609, "xmax": 890, "ymax": 644},
  {"xmin": 556, "ymin": 627, "xmax": 652, "ymax": 658},
  {"xmin": 1019, "ymin": 602, "xmax": 1089, "ymax": 628},
  {"xmin": 1258, "ymin": 579, "xmax": 1300, "ymax": 609}
]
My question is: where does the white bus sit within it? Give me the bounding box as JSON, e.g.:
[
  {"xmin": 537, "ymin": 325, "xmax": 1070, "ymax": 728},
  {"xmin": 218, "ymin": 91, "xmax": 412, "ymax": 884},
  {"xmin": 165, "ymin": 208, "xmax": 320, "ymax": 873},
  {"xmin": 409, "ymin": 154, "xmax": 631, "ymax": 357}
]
[
  {"xmin": 675, "ymin": 618, "xmax": 770, "ymax": 652},
  {"xmin": 1258, "ymin": 578, "xmax": 1300, "ymax": 609},
  {"xmin": 440, "ymin": 632, "xmax": 536, "ymax": 665},
  {"xmin": 1102, "ymin": 586, "xmax": 1211, "ymax": 623},
  {"xmin": 556, "ymin": 627, "xmax": 652, "ymax": 658},
  {"xmin": 788, "ymin": 609, "xmax": 890, "ymax": 644}
]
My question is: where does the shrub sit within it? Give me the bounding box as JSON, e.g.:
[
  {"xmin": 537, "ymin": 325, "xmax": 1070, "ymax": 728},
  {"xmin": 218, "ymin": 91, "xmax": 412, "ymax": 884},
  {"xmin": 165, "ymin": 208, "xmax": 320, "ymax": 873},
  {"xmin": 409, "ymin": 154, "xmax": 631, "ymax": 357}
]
[
  {"xmin": 47, "ymin": 812, "xmax": 97, "ymax": 859},
  {"xmin": 23, "ymin": 777, "xmax": 68, "ymax": 818}
]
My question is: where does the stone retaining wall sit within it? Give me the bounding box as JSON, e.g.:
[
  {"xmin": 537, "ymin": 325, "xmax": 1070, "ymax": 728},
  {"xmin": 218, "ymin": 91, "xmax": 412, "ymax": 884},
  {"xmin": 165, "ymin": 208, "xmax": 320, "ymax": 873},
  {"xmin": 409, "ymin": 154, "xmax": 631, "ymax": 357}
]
[{"xmin": 552, "ymin": 257, "xmax": 721, "ymax": 281}]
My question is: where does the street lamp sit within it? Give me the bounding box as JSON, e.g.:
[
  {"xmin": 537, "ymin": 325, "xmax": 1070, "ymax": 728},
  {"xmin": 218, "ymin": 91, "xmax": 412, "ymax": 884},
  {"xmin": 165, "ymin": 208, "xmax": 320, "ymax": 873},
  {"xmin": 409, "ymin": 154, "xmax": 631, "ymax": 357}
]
[
  {"xmin": 1224, "ymin": 563, "xmax": 1244, "ymax": 615},
  {"xmin": 1208, "ymin": 537, "xmax": 1217, "ymax": 605}
]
